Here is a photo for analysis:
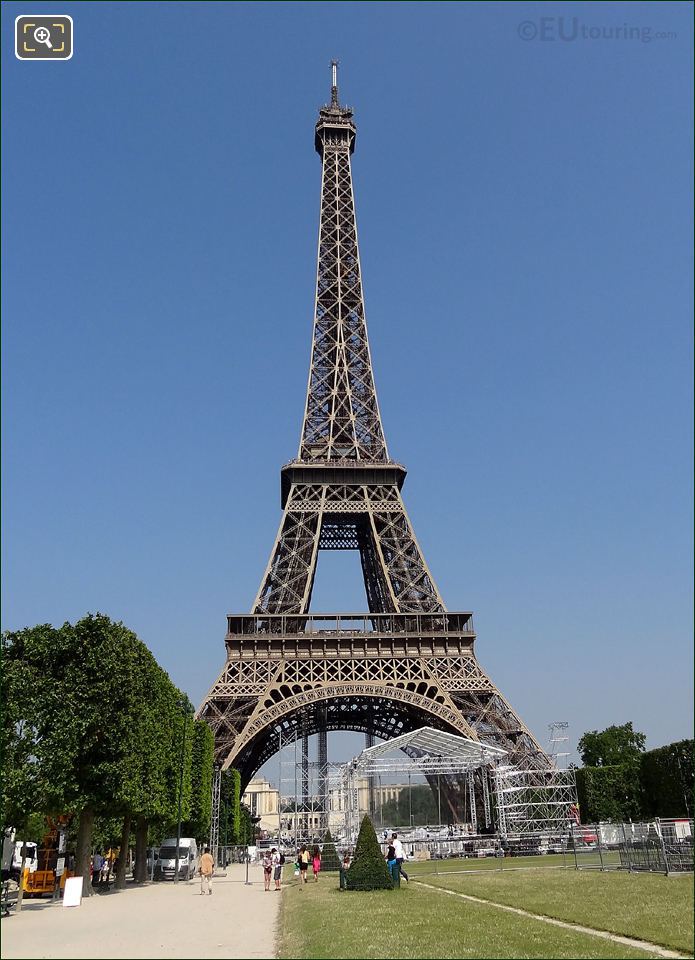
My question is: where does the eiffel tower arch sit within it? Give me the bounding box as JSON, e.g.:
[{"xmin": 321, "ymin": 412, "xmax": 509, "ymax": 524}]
[{"xmin": 198, "ymin": 64, "xmax": 549, "ymax": 811}]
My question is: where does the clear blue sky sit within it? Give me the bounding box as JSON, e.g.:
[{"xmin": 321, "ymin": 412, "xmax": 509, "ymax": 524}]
[{"xmin": 2, "ymin": 1, "xmax": 692, "ymax": 776}]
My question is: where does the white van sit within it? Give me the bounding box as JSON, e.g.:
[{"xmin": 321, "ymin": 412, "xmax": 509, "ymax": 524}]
[
  {"xmin": 11, "ymin": 841, "xmax": 38, "ymax": 880},
  {"xmin": 155, "ymin": 838, "xmax": 198, "ymax": 881}
]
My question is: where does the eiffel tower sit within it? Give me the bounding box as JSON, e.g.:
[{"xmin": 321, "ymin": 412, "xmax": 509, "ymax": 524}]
[{"xmin": 198, "ymin": 64, "xmax": 547, "ymax": 805}]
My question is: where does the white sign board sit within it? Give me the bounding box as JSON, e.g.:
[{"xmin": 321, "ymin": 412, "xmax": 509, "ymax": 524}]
[
  {"xmin": 56, "ymin": 857, "xmax": 66, "ymax": 876},
  {"xmin": 62, "ymin": 875, "xmax": 83, "ymax": 907}
]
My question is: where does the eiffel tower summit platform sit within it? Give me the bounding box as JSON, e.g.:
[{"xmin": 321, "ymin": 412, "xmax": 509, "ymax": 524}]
[{"xmin": 197, "ymin": 63, "xmax": 549, "ymax": 804}]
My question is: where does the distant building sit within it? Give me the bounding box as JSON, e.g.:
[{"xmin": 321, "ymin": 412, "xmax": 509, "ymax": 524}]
[
  {"xmin": 242, "ymin": 777, "xmax": 280, "ymax": 832},
  {"xmin": 244, "ymin": 775, "xmax": 418, "ymax": 839}
]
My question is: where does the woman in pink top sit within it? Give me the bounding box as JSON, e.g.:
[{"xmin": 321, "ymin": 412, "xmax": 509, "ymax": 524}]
[{"xmin": 311, "ymin": 845, "xmax": 321, "ymax": 882}]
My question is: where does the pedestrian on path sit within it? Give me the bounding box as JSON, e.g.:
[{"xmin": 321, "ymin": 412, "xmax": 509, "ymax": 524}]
[
  {"xmin": 91, "ymin": 851, "xmax": 104, "ymax": 887},
  {"xmin": 262, "ymin": 850, "xmax": 273, "ymax": 891},
  {"xmin": 311, "ymin": 845, "xmax": 321, "ymax": 882},
  {"xmin": 392, "ymin": 833, "xmax": 409, "ymax": 882},
  {"xmin": 339, "ymin": 852, "xmax": 350, "ymax": 890},
  {"xmin": 385, "ymin": 841, "xmax": 399, "ymax": 886},
  {"xmin": 199, "ymin": 847, "xmax": 214, "ymax": 895},
  {"xmin": 271, "ymin": 848, "xmax": 282, "ymax": 891},
  {"xmin": 298, "ymin": 846, "xmax": 310, "ymax": 885}
]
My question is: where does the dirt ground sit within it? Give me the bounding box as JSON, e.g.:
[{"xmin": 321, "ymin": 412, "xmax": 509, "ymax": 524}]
[{"xmin": 1, "ymin": 862, "xmax": 280, "ymax": 959}]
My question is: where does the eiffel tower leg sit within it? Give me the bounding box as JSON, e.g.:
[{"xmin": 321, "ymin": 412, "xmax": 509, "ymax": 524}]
[
  {"xmin": 253, "ymin": 488, "xmax": 324, "ymax": 614},
  {"xmin": 449, "ymin": 687, "xmax": 547, "ymax": 767},
  {"xmin": 253, "ymin": 482, "xmax": 447, "ymax": 618},
  {"xmin": 367, "ymin": 489, "xmax": 445, "ymax": 613}
]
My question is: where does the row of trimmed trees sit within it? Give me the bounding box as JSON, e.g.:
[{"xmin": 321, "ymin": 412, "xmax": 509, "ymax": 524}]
[
  {"xmin": 574, "ymin": 723, "xmax": 693, "ymax": 823},
  {"xmin": 1, "ymin": 614, "xmax": 218, "ymax": 895},
  {"xmin": 219, "ymin": 768, "xmax": 256, "ymax": 846}
]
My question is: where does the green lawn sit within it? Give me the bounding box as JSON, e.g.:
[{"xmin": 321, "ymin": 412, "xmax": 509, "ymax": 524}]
[
  {"xmin": 405, "ymin": 850, "xmax": 622, "ymax": 875},
  {"xmin": 422, "ymin": 870, "xmax": 694, "ymax": 954},
  {"xmin": 278, "ymin": 871, "xmax": 656, "ymax": 959},
  {"xmin": 406, "ymin": 854, "xmax": 568, "ymax": 875}
]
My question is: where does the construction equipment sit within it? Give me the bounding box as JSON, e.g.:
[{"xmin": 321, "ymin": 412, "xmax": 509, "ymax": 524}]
[{"xmin": 21, "ymin": 816, "xmax": 73, "ymax": 897}]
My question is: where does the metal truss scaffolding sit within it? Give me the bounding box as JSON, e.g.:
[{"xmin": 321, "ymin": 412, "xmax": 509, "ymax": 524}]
[
  {"xmin": 340, "ymin": 727, "xmax": 577, "ymax": 843},
  {"xmin": 494, "ymin": 764, "xmax": 578, "ymax": 836},
  {"xmin": 278, "ymin": 734, "xmax": 344, "ymax": 844},
  {"xmin": 209, "ymin": 765, "xmax": 221, "ymax": 865}
]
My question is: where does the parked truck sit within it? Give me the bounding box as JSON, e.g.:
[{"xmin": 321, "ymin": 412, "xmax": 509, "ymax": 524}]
[{"xmin": 154, "ymin": 838, "xmax": 198, "ymax": 880}]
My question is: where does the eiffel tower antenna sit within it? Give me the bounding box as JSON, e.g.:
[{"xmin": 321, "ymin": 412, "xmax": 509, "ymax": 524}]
[
  {"xmin": 331, "ymin": 59, "xmax": 339, "ymax": 106},
  {"xmin": 198, "ymin": 67, "xmax": 549, "ymax": 816}
]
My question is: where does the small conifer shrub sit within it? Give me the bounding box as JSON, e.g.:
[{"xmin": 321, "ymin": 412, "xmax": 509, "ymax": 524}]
[
  {"xmin": 320, "ymin": 829, "xmax": 341, "ymax": 871},
  {"xmin": 345, "ymin": 815, "xmax": 393, "ymax": 890}
]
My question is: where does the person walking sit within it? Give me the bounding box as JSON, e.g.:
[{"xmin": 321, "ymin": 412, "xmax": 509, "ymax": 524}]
[
  {"xmin": 339, "ymin": 852, "xmax": 350, "ymax": 891},
  {"xmin": 199, "ymin": 847, "xmax": 214, "ymax": 895},
  {"xmin": 262, "ymin": 849, "xmax": 273, "ymax": 891},
  {"xmin": 385, "ymin": 840, "xmax": 399, "ymax": 886},
  {"xmin": 392, "ymin": 833, "xmax": 409, "ymax": 883},
  {"xmin": 311, "ymin": 845, "xmax": 321, "ymax": 883},
  {"xmin": 91, "ymin": 851, "xmax": 104, "ymax": 888},
  {"xmin": 298, "ymin": 845, "xmax": 310, "ymax": 885},
  {"xmin": 271, "ymin": 848, "xmax": 282, "ymax": 891}
]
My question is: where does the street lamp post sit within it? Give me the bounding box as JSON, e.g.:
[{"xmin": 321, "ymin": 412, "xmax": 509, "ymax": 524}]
[{"xmin": 174, "ymin": 702, "xmax": 191, "ymax": 883}]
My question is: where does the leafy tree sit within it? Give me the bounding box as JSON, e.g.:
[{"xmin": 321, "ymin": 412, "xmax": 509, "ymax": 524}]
[
  {"xmin": 1, "ymin": 627, "xmax": 51, "ymax": 832},
  {"xmin": 575, "ymin": 765, "xmax": 642, "ymax": 822},
  {"xmin": 1, "ymin": 617, "xmax": 126, "ymax": 892},
  {"xmin": 2, "ymin": 614, "xmax": 193, "ymax": 894},
  {"xmin": 24, "ymin": 812, "xmax": 48, "ymax": 843},
  {"xmin": 92, "ymin": 815, "xmax": 124, "ymax": 852},
  {"xmin": 320, "ymin": 829, "xmax": 340, "ymax": 871},
  {"xmin": 345, "ymin": 816, "xmax": 393, "ymax": 891},
  {"xmin": 578, "ymin": 723, "xmax": 646, "ymax": 768},
  {"xmin": 238, "ymin": 804, "xmax": 256, "ymax": 845},
  {"xmin": 640, "ymin": 739, "xmax": 694, "ymax": 818},
  {"xmin": 219, "ymin": 768, "xmax": 241, "ymax": 846},
  {"xmin": 108, "ymin": 637, "xmax": 192, "ymax": 886},
  {"xmin": 181, "ymin": 720, "xmax": 214, "ymax": 841},
  {"xmin": 217, "ymin": 771, "xmax": 256, "ymax": 846}
]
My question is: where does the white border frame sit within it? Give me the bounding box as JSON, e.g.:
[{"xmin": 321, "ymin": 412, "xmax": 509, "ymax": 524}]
[{"xmin": 15, "ymin": 15, "xmax": 74, "ymax": 61}]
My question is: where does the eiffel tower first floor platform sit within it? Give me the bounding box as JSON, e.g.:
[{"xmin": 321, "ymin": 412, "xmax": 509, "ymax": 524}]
[{"xmin": 197, "ymin": 612, "xmax": 549, "ymax": 790}]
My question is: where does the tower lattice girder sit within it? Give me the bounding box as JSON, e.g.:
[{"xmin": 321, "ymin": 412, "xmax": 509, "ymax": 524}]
[
  {"xmin": 254, "ymin": 478, "xmax": 444, "ymax": 615},
  {"xmin": 197, "ymin": 67, "xmax": 548, "ymax": 793}
]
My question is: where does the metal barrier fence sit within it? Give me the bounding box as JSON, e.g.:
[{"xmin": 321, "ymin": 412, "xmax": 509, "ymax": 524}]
[
  {"xmin": 351, "ymin": 820, "xmax": 693, "ymax": 876},
  {"xmin": 219, "ymin": 845, "xmax": 251, "ymax": 865},
  {"xmin": 247, "ymin": 819, "xmax": 692, "ymax": 878},
  {"xmin": 659, "ymin": 819, "xmax": 695, "ymax": 872},
  {"xmin": 371, "ymin": 832, "xmax": 573, "ymax": 875},
  {"xmin": 570, "ymin": 819, "xmax": 693, "ymax": 875}
]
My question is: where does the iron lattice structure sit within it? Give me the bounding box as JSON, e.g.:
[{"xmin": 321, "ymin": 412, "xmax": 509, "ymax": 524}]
[
  {"xmin": 494, "ymin": 765, "xmax": 579, "ymax": 837},
  {"xmin": 273, "ymin": 728, "xmax": 577, "ymax": 845},
  {"xmin": 208, "ymin": 765, "xmax": 221, "ymax": 864},
  {"xmin": 342, "ymin": 729, "xmax": 576, "ymax": 842},
  {"xmin": 198, "ymin": 66, "xmax": 550, "ymax": 809}
]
